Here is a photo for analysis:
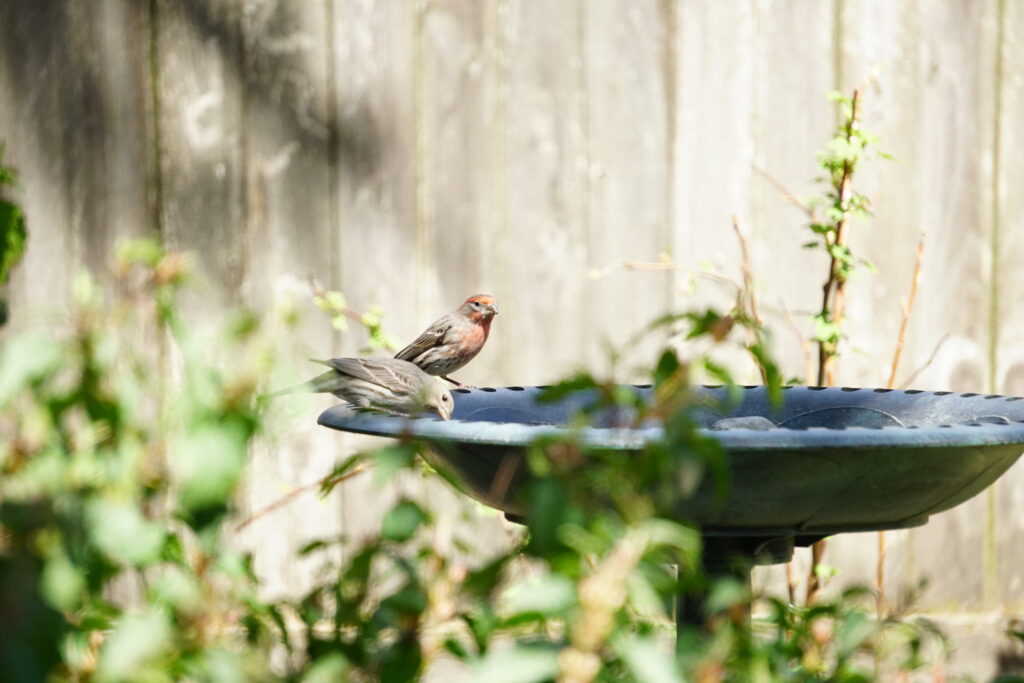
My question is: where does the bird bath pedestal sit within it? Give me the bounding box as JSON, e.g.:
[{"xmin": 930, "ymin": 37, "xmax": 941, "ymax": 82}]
[{"xmin": 319, "ymin": 385, "xmax": 1024, "ymax": 638}]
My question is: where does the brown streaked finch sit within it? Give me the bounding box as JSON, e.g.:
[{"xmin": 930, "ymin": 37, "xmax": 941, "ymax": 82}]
[
  {"xmin": 395, "ymin": 294, "xmax": 499, "ymax": 386},
  {"xmin": 268, "ymin": 357, "xmax": 453, "ymax": 420}
]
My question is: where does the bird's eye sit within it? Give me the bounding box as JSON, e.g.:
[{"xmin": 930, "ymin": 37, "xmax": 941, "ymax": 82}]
[
  {"xmin": 472, "ymin": 301, "xmax": 482, "ymax": 309},
  {"xmin": 442, "ymin": 394, "xmax": 450, "ymax": 402}
]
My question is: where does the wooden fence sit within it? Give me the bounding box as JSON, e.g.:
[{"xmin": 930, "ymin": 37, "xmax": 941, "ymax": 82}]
[{"xmin": 2, "ymin": 0, "xmax": 1022, "ymax": 676}]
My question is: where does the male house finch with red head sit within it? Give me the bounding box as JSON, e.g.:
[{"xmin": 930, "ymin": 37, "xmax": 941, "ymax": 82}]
[
  {"xmin": 395, "ymin": 294, "xmax": 499, "ymax": 386},
  {"xmin": 269, "ymin": 357, "xmax": 453, "ymax": 420}
]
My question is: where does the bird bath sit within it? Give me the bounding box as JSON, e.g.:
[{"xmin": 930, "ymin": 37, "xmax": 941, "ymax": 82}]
[{"xmin": 319, "ymin": 385, "xmax": 1024, "ymax": 635}]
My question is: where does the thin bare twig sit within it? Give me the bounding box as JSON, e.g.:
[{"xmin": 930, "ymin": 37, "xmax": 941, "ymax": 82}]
[
  {"xmin": 877, "ymin": 228, "xmax": 926, "ymax": 615},
  {"xmin": 782, "ymin": 303, "xmax": 815, "ymax": 385},
  {"xmin": 732, "ymin": 215, "xmax": 761, "ymax": 326},
  {"xmin": 752, "ymin": 165, "xmax": 815, "ymax": 219},
  {"xmin": 898, "ymin": 333, "xmax": 951, "ymax": 389},
  {"xmin": 308, "ymin": 273, "xmax": 368, "ymax": 326},
  {"xmin": 886, "ymin": 229, "xmax": 927, "ymax": 388},
  {"xmin": 589, "ymin": 257, "xmax": 675, "ymax": 280},
  {"xmin": 235, "ymin": 463, "xmax": 371, "ymax": 531}
]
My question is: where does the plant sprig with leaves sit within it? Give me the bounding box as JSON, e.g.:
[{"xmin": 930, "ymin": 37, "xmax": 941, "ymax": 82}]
[{"xmin": 802, "ymin": 87, "xmax": 888, "ymax": 386}]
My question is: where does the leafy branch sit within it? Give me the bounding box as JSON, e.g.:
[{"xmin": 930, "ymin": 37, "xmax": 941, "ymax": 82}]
[
  {"xmin": 806, "ymin": 86, "xmax": 885, "ymax": 386},
  {"xmin": 307, "ymin": 275, "xmax": 399, "ymax": 354}
]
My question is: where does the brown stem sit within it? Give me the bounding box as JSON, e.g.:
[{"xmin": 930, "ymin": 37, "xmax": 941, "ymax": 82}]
[
  {"xmin": 752, "ymin": 164, "xmax": 816, "ymax": 219},
  {"xmin": 887, "ymin": 229, "xmax": 927, "ymax": 388},
  {"xmin": 809, "ymin": 88, "xmax": 864, "ymax": 600},
  {"xmin": 732, "ymin": 215, "xmax": 769, "ymax": 383},
  {"xmin": 876, "ymin": 529, "xmax": 886, "ymax": 616},
  {"xmin": 898, "ymin": 333, "xmax": 951, "ymax": 389},
  {"xmin": 307, "ymin": 273, "xmax": 369, "ymax": 325},
  {"xmin": 816, "ymin": 88, "xmax": 862, "ymax": 387},
  {"xmin": 235, "ymin": 463, "xmax": 370, "ymax": 531},
  {"xmin": 876, "ymin": 231, "xmax": 928, "ymax": 610}
]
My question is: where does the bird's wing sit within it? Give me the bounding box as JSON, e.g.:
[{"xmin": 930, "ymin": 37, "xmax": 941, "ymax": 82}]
[
  {"xmin": 394, "ymin": 318, "xmax": 453, "ymax": 361},
  {"xmin": 326, "ymin": 357, "xmax": 419, "ymax": 396}
]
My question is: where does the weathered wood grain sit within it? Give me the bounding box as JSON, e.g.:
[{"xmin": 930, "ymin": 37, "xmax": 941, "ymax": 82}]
[
  {"xmin": 583, "ymin": 0, "xmax": 674, "ymax": 377},
  {"xmin": 827, "ymin": 0, "xmax": 1000, "ymax": 612},
  {"xmin": 994, "ymin": 0, "xmax": 1024, "ymax": 611},
  {"xmin": 326, "ymin": 0, "xmax": 420, "ymax": 553},
  {"xmin": 232, "ymin": 0, "xmax": 343, "ymax": 599},
  {"xmin": 0, "ymin": 0, "xmax": 154, "ymax": 327},
  {"xmin": 153, "ymin": 0, "xmax": 246, "ymax": 319},
  {"xmin": 415, "ymin": 0, "xmax": 513, "ymax": 561},
  {"xmin": 418, "ymin": 0, "xmax": 502, "ymax": 387},
  {"xmin": 673, "ymin": 0, "xmax": 760, "ymax": 382},
  {"xmin": 500, "ymin": 0, "xmax": 589, "ymax": 385}
]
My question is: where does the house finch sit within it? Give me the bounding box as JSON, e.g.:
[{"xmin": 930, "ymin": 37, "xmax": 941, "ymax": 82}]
[
  {"xmin": 268, "ymin": 357, "xmax": 453, "ymax": 420},
  {"xmin": 395, "ymin": 294, "xmax": 499, "ymax": 386}
]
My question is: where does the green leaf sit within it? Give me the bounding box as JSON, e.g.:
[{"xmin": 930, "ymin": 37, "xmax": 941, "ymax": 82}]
[
  {"xmin": 170, "ymin": 422, "xmax": 248, "ymax": 516},
  {"xmin": 469, "ymin": 643, "xmax": 560, "ymax": 683},
  {"xmin": 301, "ymin": 653, "xmax": 350, "ymax": 683},
  {"xmin": 705, "ymin": 577, "xmax": 748, "ymax": 614},
  {"xmin": 381, "ymin": 500, "xmax": 429, "ymax": 542},
  {"xmin": 115, "ymin": 238, "xmax": 164, "ymax": 269},
  {"xmin": 150, "ymin": 566, "xmax": 203, "ymax": 612},
  {"xmin": 0, "ymin": 198, "xmax": 26, "ymax": 286},
  {"xmin": 836, "ymin": 610, "xmax": 876, "ymax": 658},
  {"xmin": 194, "ymin": 649, "xmax": 247, "ymax": 683},
  {"xmin": 40, "ymin": 555, "xmax": 86, "ymax": 612},
  {"xmin": 0, "ymin": 331, "xmax": 62, "ymax": 405},
  {"xmin": 500, "ymin": 575, "xmax": 576, "ymax": 617},
  {"xmin": 614, "ymin": 634, "xmax": 684, "ymax": 683},
  {"xmin": 87, "ymin": 499, "xmax": 165, "ymax": 567},
  {"xmin": 373, "ymin": 444, "xmax": 416, "ymax": 483},
  {"xmin": 813, "ymin": 314, "xmax": 840, "ymax": 345},
  {"xmin": 95, "ymin": 610, "xmax": 172, "ymax": 682}
]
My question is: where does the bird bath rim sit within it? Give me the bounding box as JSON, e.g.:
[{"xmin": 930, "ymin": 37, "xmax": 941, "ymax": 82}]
[{"xmin": 317, "ymin": 384, "xmax": 1024, "ymax": 451}]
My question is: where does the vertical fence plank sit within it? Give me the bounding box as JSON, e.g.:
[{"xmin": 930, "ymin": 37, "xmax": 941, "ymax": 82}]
[
  {"xmin": 825, "ymin": 0, "xmax": 923, "ymax": 595},
  {"xmin": 0, "ymin": 0, "xmax": 154, "ymax": 326},
  {"xmin": 500, "ymin": 0, "xmax": 589, "ymax": 385},
  {"xmin": 881, "ymin": 1, "xmax": 997, "ymax": 613},
  {"xmin": 829, "ymin": 0, "xmax": 999, "ymax": 613},
  {"xmin": 994, "ymin": 0, "xmax": 1024, "ymax": 612},
  {"xmin": 232, "ymin": 0, "xmax": 341, "ymax": 598},
  {"xmin": 673, "ymin": 0, "xmax": 759, "ymax": 379},
  {"xmin": 414, "ymin": 0, "xmax": 512, "ymax": 562},
  {"xmin": 154, "ymin": 0, "xmax": 246, "ymax": 319},
  {"xmin": 419, "ymin": 0, "xmax": 501, "ymax": 386},
  {"xmin": 583, "ymin": 0, "xmax": 674, "ymax": 376},
  {"xmin": 748, "ymin": 0, "xmax": 836, "ymax": 381},
  {"xmin": 330, "ymin": 0, "xmax": 435, "ymax": 550}
]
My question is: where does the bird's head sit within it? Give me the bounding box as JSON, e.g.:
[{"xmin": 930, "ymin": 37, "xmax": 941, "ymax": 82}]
[
  {"xmin": 424, "ymin": 383, "xmax": 453, "ymax": 420},
  {"xmin": 459, "ymin": 294, "xmax": 499, "ymax": 323}
]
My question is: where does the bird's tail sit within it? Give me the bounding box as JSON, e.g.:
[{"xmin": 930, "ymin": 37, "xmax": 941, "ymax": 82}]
[{"xmin": 261, "ymin": 361, "xmax": 339, "ymax": 400}]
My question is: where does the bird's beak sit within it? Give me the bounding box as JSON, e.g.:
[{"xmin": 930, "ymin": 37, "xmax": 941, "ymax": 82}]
[{"xmin": 487, "ymin": 303, "xmax": 500, "ymax": 316}]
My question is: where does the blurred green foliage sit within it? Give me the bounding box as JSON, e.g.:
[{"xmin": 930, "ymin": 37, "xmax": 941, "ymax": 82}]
[
  {"xmin": 0, "ymin": 142, "xmax": 28, "ymax": 325},
  {"xmin": 0, "ymin": 239, "xmax": 957, "ymax": 682}
]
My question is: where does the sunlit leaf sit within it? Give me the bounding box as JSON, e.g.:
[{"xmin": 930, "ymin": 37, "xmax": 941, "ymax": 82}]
[
  {"xmin": 614, "ymin": 634, "xmax": 683, "ymax": 683},
  {"xmin": 469, "ymin": 643, "xmax": 560, "ymax": 683},
  {"xmin": 95, "ymin": 610, "xmax": 172, "ymax": 682},
  {"xmin": 87, "ymin": 499, "xmax": 165, "ymax": 567},
  {"xmin": 381, "ymin": 500, "xmax": 429, "ymax": 542},
  {"xmin": 500, "ymin": 575, "xmax": 576, "ymax": 617}
]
